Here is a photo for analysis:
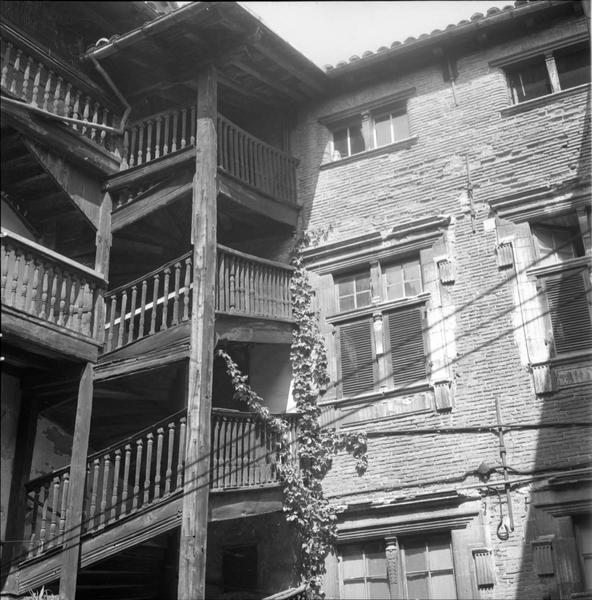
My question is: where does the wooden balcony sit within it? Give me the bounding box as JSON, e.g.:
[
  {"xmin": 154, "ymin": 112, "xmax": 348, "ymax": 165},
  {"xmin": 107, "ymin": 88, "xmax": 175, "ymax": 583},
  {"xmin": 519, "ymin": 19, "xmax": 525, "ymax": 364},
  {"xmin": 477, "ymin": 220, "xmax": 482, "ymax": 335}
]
[
  {"xmin": 103, "ymin": 245, "xmax": 294, "ymax": 355},
  {"xmin": 20, "ymin": 409, "xmax": 298, "ymax": 564},
  {"xmin": 1, "ymin": 229, "xmax": 107, "ymax": 361},
  {"xmin": 0, "ymin": 21, "xmax": 122, "ymax": 154}
]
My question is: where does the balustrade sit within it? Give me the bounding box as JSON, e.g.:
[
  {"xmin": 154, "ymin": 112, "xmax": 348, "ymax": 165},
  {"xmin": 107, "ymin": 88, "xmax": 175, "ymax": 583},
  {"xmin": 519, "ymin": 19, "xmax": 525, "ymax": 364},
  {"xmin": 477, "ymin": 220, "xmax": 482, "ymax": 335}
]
[
  {"xmin": 1, "ymin": 24, "xmax": 121, "ymax": 151},
  {"xmin": 1, "ymin": 229, "xmax": 105, "ymax": 339},
  {"xmin": 23, "ymin": 408, "xmax": 298, "ymax": 559},
  {"xmin": 120, "ymin": 107, "xmax": 297, "ymax": 205},
  {"xmin": 104, "ymin": 246, "xmax": 293, "ymax": 353}
]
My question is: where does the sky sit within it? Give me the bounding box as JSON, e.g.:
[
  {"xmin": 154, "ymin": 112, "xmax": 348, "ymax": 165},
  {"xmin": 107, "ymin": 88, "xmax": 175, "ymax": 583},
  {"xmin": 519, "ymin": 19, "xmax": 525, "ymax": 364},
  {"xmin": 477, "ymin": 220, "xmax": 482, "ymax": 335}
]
[{"xmin": 239, "ymin": 1, "xmax": 514, "ymax": 69}]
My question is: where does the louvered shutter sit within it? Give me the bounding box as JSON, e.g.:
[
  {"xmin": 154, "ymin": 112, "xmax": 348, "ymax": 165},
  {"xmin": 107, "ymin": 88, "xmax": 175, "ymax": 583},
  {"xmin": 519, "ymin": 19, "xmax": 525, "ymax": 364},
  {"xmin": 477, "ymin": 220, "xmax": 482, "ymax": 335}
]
[
  {"xmin": 339, "ymin": 319, "xmax": 375, "ymax": 397},
  {"xmin": 387, "ymin": 306, "xmax": 427, "ymax": 388},
  {"xmin": 544, "ymin": 270, "xmax": 592, "ymax": 354}
]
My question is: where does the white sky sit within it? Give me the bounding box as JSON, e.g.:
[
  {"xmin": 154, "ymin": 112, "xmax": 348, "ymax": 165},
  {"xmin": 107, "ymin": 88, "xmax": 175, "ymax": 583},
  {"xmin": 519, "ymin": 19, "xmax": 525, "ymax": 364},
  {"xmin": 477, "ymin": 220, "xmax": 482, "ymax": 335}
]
[{"xmin": 240, "ymin": 1, "xmax": 514, "ymax": 69}]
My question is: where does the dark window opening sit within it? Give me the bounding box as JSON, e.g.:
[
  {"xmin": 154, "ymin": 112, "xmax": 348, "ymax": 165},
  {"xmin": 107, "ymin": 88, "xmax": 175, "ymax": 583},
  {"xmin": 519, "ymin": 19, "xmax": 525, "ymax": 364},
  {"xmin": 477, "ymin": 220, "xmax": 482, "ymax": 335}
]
[
  {"xmin": 555, "ymin": 43, "xmax": 591, "ymax": 90},
  {"xmin": 507, "ymin": 57, "xmax": 552, "ymax": 103}
]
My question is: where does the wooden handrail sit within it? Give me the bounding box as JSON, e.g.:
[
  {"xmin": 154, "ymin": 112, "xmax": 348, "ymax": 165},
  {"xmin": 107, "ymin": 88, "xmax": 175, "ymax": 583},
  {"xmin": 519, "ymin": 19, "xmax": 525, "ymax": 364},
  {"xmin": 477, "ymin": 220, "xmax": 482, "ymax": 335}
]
[
  {"xmin": 217, "ymin": 243, "xmax": 295, "ymax": 272},
  {"xmin": 1, "ymin": 229, "xmax": 106, "ymax": 285}
]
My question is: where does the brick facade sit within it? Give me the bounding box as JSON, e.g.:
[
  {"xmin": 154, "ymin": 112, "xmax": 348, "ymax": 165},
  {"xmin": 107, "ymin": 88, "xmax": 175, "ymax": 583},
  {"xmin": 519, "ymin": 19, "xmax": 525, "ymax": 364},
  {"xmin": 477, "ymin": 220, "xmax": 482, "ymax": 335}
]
[{"xmin": 292, "ymin": 6, "xmax": 591, "ymax": 599}]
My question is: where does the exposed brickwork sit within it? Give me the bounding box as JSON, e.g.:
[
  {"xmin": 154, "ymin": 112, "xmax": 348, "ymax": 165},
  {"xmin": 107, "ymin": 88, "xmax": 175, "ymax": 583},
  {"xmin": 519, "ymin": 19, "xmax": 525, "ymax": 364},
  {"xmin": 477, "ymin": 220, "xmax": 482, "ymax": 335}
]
[{"xmin": 291, "ymin": 11, "xmax": 591, "ymax": 598}]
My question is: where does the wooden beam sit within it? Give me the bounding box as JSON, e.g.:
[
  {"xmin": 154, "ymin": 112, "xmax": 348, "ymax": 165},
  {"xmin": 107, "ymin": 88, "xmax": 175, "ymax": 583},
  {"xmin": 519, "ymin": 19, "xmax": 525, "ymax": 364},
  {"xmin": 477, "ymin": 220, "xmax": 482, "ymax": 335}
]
[
  {"xmin": 217, "ymin": 70, "xmax": 277, "ymax": 109},
  {"xmin": 234, "ymin": 59, "xmax": 308, "ymax": 103},
  {"xmin": 178, "ymin": 65, "xmax": 217, "ymax": 600},
  {"xmin": 0, "ymin": 99, "xmax": 119, "ymax": 176},
  {"xmin": 59, "ymin": 362, "xmax": 93, "ymax": 600},
  {"xmin": 218, "ymin": 171, "xmax": 299, "ymax": 227},
  {"xmin": 215, "ymin": 314, "xmax": 294, "ymax": 345},
  {"xmin": 111, "ymin": 179, "xmax": 192, "ymax": 233},
  {"xmin": 23, "ymin": 141, "xmax": 103, "ymax": 229},
  {"xmin": 104, "ymin": 146, "xmax": 194, "ymax": 192}
]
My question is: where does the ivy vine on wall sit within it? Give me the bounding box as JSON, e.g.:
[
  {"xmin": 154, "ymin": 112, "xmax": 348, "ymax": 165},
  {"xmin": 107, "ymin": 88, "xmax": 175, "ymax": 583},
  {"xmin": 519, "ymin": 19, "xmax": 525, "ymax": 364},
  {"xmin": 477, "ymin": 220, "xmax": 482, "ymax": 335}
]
[{"xmin": 217, "ymin": 235, "xmax": 368, "ymax": 598}]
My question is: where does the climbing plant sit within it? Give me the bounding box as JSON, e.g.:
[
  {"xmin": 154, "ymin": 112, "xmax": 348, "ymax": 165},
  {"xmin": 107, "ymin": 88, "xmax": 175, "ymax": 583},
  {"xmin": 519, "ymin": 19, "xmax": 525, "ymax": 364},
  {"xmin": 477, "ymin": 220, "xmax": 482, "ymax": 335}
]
[{"xmin": 217, "ymin": 234, "xmax": 367, "ymax": 598}]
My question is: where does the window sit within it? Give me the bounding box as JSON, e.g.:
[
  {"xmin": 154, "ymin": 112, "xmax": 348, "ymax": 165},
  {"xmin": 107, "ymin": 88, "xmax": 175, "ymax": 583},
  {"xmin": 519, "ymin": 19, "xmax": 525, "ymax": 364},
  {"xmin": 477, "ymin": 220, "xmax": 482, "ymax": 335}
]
[
  {"xmin": 340, "ymin": 541, "xmax": 390, "ymax": 599},
  {"xmin": 338, "ymin": 535, "xmax": 458, "ymax": 599},
  {"xmin": 531, "ymin": 219, "xmax": 592, "ymax": 356},
  {"xmin": 574, "ymin": 515, "xmax": 592, "ymax": 590},
  {"xmin": 373, "ymin": 108, "xmax": 410, "ymax": 148},
  {"xmin": 402, "ymin": 535, "xmax": 457, "ymax": 600},
  {"xmin": 337, "ymin": 271, "xmax": 372, "ymax": 311},
  {"xmin": 333, "ymin": 120, "xmax": 365, "ymax": 159},
  {"xmin": 333, "ymin": 258, "xmax": 428, "ymax": 398},
  {"xmin": 505, "ymin": 42, "xmax": 590, "ymax": 104}
]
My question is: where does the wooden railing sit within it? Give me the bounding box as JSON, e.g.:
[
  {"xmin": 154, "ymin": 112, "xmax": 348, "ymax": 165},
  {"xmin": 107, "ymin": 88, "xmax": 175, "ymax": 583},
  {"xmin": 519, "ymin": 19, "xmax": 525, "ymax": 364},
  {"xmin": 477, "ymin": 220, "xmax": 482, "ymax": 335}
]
[
  {"xmin": 216, "ymin": 244, "xmax": 293, "ymax": 321},
  {"xmin": 1, "ymin": 22, "xmax": 122, "ymax": 151},
  {"xmin": 104, "ymin": 247, "xmax": 293, "ymax": 353},
  {"xmin": 262, "ymin": 585, "xmax": 308, "ymax": 600},
  {"xmin": 120, "ymin": 106, "xmax": 298, "ymax": 205},
  {"xmin": 23, "ymin": 408, "xmax": 299, "ymax": 558},
  {"xmin": 1, "ymin": 229, "xmax": 106, "ymax": 339},
  {"xmin": 210, "ymin": 409, "xmax": 298, "ymax": 489},
  {"xmin": 217, "ymin": 114, "xmax": 298, "ymax": 205},
  {"xmin": 104, "ymin": 251, "xmax": 193, "ymax": 353}
]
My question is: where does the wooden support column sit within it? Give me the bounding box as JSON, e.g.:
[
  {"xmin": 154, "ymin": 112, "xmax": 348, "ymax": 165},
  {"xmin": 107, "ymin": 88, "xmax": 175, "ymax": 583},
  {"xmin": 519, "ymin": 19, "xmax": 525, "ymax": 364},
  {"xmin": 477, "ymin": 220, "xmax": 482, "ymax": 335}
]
[
  {"xmin": 59, "ymin": 362, "xmax": 94, "ymax": 600},
  {"xmin": 93, "ymin": 192, "xmax": 112, "ymax": 345},
  {"xmin": 178, "ymin": 64, "xmax": 217, "ymax": 600}
]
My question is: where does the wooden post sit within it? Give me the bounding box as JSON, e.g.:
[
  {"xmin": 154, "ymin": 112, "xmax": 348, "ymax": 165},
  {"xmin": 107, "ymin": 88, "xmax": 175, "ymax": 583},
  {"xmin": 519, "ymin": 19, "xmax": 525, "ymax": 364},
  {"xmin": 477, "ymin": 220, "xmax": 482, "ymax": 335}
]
[
  {"xmin": 59, "ymin": 362, "xmax": 94, "ymax": 600},
  {"xmin": 93, "ymin": 192, "xmax": 112, "ymax": 345},
  {"xmin": 178, "ymin": 64, "xmax": 217, "ymax": 600}
]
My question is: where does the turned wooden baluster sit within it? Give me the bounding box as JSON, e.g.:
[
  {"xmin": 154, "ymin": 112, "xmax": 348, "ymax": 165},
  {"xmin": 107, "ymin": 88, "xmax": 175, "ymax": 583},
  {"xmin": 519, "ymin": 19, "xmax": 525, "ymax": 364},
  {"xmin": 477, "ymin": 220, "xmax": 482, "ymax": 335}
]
[
  {"xmin": 154, "ymin": 428, "xmax": 164, "ymax": 499},
  {"xmin": 31, "ymin": 61, "xmax": 43, "ymax": 107},
  {"xmin": 150, "ymin": 273, "xmax": 160, "ymax": 335},
  {"xmin": 89, "ymin": 458, "xmax": 101, "ymax": 530},
  {"xmin": 37, "ymin": 484, "xmax": 49, "ymax": 555},
  {"xmin": 1, "ymin": 243, "xmax": 9, "ymax": 301},
  {"xmin": 58, "ymin": 473, "xmax": 69, "ymax": 545},
  {"xmin": 127, "ymin": 285, "xmax": 138, "ymax": 344},
  {"xmin": 146, "ymin": 120, "xmax": 153, "ymax": 162},
  {"xmin": 154, "ymin": 117, "xmax": 162, "ymax": 159},
  {"xmin": 90, "ymin": 102, "xmax": 99, "ymax": 141},
  {"xmin": 121, "ymin": 130, "xmax": 129, "ymax": 170},
  {"xmin": 143, "ymin": 433, "xmax": 154, "ymax": 504},
  {"xmin": 99, "ymin": 453, "xmax": 111, "ymax": 528},
  {"xmin": 106, "ymin": 295, "xmax": 117, "ymax": 352},
  {"xmin": 138, "ymin": 279, "xmax": 148, "ymax": 340},
  {"xmin": 132, "ymin": 438, "xmax": 143, "ymax": 511},
  {"xmin": 180, "ymin": 108, "xmax": 187, "ymax": 149},
  {"xmin": 9, "ymin": 48, "xmax": 21, "ymax": 95},
  {"xmin": 101, "ymin": 108, "xmax": 109, "ymax": 147},
  {"xmin": 8, "ymin": 247, "xmax": 21, "ymax": 307},
  {"xmin": 81, "ymin": 96, "xmax": 91, "ymax": 136},
  {"xmin": 117, "ymin": 289, "xmax": 128, "ymax": 349},
  {"xmin": 190, "ymin": 105, "xmax": 196, "ymax": 146},
  {"xmin": 137, "ymin": 123, "xmax": 144, "ymax": 166},
  {"xmin": 52, "ymin": 76, "xmax": 62, "ymax": 114},
  {"xmin": 161, "ymin": 267, "xmax": 170, "ymax": 331},
  {"xmin": 18, "ymin": 253, "xmax": 30, "ymax": 311},
  {"xmin": 172, "ymin": 262, "xmax": 181, "ymax": 325},
  {"xmin": 229, "ymin": 257, "xmax": 236, "ymax": 311},
  {"xmin": 176, "ymin": 417, "xmax": 187, "ymax": 490},
  {"xmin": 121, "ymin": 444, "xmax": 132, "ymax": 518},
  {"xmin": 1, "ymin": 41, "xmax": 12, "ymax": 88},
  {"xmin": 26, "ymin": 258, "xmax": 39, "ymax": 315},
  {"xmin": 63, "ymin": 82, "xmax": 72, "ymax": 117},
  {"xmin": 163, "ymin": 113, "xmax": 170, "ymax": 156},
  {"xmin": 66, "ymin": 275, "xmax": 78, "ymax": 330},
  {"xmin": 38, "ymin": 264, "xmax": 49, "ymax": 319},
  {"xmin": 182, "ymin": 257, "xmax": 191, "ymax": 321},
  {"xmin": 210, "ymin": 417, "xmax": 220, "ymax": 487},
  {"xmin": 48, "ymin": 475, "xmax": 60, "ymax": 546},
  {"xmin": 57, "ymin": 272, "xmax": 68, "ymax": 326},
  {"xmin": 110, "ymin": 449, "xmax": 121, "ymax": 523},
  {"xmin": 171, "ymin": 111, "xmax": 178, "ymax": 152},
  {"xmin": 129, "ymin": 127, "xmax": 137, "ymax": 168},
  {"xmin": 165, "ymin": 422, "xmax": 175, "ymax": 495},
  {"xmin": 72, "ymin": 90, "xmax": 81, "ymax": 126},
  {"xmin": 81, "ymin": 280, "xmax": 92, "ymax": 336},
  {"xmin": 42, "ymin": 69, "xmax": 53, "ymax": 111},
  {"xmin": 21, "ymin": 55, "xmax": 33, "ymax": 101},
  {"xmin": 28, "ymin": 487, "xmax": 40, "ymax": 557}
]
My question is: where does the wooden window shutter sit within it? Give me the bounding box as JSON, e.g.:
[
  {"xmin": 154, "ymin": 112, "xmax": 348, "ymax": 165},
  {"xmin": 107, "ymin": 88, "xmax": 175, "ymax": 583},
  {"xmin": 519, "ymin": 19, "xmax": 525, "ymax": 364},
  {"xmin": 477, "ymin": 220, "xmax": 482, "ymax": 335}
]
[
  {"xmin": 386, "ymin": 306, "xmax": 427, "ymax": 388},
  {"xmin": 338, "ymin": 319, "xmax": 375, "ymax": 397},
  {"xmin": 543, "ymin": 270, "xmax": 592, "ymax": 354}
]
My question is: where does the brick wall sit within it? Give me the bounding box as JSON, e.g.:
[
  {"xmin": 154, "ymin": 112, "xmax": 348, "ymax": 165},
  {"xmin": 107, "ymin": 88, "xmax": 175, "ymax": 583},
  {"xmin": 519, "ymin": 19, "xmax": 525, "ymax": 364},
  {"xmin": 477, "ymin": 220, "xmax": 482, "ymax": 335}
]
[{"xmin": 291, "ymin": 11, "xmax": 591, "ymax": 597}]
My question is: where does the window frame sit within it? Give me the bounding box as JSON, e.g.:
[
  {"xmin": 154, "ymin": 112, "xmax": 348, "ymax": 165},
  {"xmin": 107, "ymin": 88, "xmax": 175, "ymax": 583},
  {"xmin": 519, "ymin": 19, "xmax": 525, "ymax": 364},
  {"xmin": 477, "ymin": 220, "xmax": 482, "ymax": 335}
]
[
  {"xmin": 339, "ymin": 540, "xmax": 390, "ymax": 599},
  {"xmin": 331, "ymin": 117, "xmax": 365, "ymax": 159},
  {"xmin": 330, "ymin": 257, "xmax": 430, "ymax": 399},
  {"xmin": 371, "ymin": 105, "xmax": 411, "ymax": 149},
  {"xmin": 495, "ymin": 39, "xmax": 591, "ymax": 105}
]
